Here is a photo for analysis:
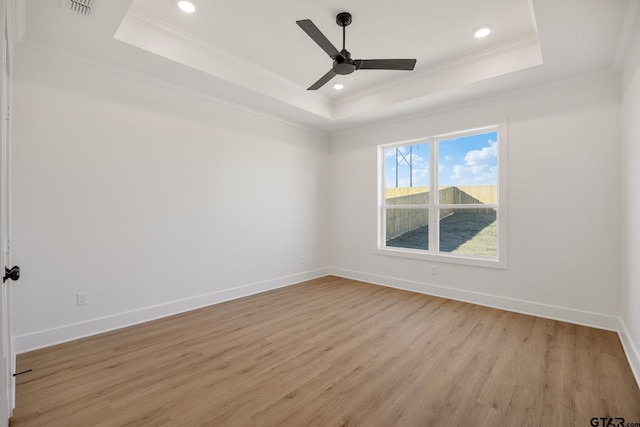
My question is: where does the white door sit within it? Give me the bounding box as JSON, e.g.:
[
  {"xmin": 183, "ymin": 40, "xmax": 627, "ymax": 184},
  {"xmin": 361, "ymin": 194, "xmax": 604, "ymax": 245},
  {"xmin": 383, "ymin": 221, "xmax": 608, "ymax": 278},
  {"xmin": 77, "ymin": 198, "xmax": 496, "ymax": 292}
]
[{"xmin": 0, "ymin": 0, "xmax": 13, "ymax": 424}]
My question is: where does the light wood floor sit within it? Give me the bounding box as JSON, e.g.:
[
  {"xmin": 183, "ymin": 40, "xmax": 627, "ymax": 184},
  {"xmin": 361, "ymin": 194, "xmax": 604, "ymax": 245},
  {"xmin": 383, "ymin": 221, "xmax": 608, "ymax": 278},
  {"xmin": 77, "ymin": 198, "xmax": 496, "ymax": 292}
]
[{"xmin": 11, "ymin": 276, "xmax": 640, "ymax": 426}]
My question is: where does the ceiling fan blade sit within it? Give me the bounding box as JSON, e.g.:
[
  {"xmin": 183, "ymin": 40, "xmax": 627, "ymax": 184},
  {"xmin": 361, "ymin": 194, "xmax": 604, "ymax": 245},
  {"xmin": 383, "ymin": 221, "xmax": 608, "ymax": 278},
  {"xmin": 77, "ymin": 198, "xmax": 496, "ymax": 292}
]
[
  {"xmin": 355, "ymin": 59, "xmax": 417, "ymax": 70},
  {"xmin": 307, "ymin": 69, "xmax": 337, "ymax": 90},
  {"xmin": 296, "ymin": 20, "xmax": 342, "ymax": 59}
]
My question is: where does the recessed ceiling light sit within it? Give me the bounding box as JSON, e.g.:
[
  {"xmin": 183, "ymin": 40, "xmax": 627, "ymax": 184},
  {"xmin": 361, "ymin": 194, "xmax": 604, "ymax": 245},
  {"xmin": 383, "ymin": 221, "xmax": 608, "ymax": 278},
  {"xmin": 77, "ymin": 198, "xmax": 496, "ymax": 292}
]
[
  {"xmin": 177, "ymin": 0, "xmax": 197, "ymax": 13},
  {"xmin": 333, "ymin": 83, "xmax": 345, "ymax": 90},
  {"xmin": 473, "ymin": 25, "xmax": 493, "ymax": 39}
]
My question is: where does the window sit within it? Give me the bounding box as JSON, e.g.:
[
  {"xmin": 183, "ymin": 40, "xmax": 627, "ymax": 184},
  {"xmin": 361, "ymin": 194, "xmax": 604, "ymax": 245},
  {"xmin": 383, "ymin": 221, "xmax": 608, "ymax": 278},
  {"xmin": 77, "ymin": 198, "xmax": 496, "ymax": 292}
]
[{"xmin": 377, "ymin": 124, "xmax": 506, "ymax": 268}]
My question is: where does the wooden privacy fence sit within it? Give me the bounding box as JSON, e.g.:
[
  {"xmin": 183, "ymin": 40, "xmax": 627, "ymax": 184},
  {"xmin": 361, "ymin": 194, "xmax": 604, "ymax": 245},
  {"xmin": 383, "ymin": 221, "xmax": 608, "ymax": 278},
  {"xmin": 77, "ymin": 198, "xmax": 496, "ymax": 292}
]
[{"xmin": 385, "ymin": 185, "xmax": 497, "ymax": 239}]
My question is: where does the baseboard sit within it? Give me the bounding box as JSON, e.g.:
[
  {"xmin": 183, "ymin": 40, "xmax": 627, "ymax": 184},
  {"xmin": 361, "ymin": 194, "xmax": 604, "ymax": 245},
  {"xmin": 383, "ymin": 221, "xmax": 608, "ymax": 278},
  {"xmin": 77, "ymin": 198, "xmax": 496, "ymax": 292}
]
[
  {"xmin": 330, "ymin": 267, "xmax": 621, "ymax": 331},
  {"xmin": 14, "ymin": 268, "xmax": 330, "ymax": 354},
  {"xmin": 618, "ymin": 318, "xmax": 640, "ymax": 390}
]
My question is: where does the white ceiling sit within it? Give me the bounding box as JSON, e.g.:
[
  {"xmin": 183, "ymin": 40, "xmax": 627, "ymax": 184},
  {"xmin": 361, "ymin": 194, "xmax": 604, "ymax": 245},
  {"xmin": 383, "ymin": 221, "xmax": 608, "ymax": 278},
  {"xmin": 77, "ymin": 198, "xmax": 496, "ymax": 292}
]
[{"xmin": 17, "ymin": 0, "xmax": 635, "ymax": 132}]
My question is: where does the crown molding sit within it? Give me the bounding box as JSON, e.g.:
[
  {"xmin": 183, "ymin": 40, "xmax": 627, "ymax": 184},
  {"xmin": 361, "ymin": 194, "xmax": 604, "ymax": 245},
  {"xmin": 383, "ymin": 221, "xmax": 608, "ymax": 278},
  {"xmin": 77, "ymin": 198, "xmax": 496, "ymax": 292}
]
[
  {"xmin": 335, "ymin": 34, "xmax": 542, "ymax": 107},
  {"xmin": 18, "ymin": 37, "xmax": 330, "ymax": 136},
  {"xmin": 124, "ymin": 8, "xmax": 316, "ymax": 96},
  {"xmin": 115, "ymin": 8, "xmax": 334, "ymax": 121}
]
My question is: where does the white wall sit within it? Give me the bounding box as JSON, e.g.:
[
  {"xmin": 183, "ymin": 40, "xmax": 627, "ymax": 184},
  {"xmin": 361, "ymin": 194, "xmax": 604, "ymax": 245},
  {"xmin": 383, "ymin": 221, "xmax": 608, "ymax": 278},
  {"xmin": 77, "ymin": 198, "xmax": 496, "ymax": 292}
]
[
  {"xmin": 11, "ymin": 42, "xmax": 330, "ymax": 352},
  {"xmin": 330, "ymin": 72, "xmax": 622, "ymax": 328},
  {"xmin": 620, "ymin": 24, "xmax": 640, "ymax": 385},
  {"xmin": 8, "ymin": 34, "xmax": 634, "ymax": 374}
]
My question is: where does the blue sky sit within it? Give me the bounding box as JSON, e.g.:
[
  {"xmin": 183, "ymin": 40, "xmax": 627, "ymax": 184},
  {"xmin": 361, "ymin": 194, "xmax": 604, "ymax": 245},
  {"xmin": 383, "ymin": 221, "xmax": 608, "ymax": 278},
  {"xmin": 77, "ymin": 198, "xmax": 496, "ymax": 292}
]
[{"xmin": 384, "ymin": 131, "xmax": 498, "ymax": 188}]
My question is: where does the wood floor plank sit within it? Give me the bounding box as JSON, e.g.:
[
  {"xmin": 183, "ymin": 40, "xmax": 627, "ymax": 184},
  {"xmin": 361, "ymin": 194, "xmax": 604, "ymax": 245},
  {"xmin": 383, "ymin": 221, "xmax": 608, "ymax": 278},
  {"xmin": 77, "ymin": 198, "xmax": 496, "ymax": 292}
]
[{"xmin": 11, "ymin": 276, "xmax": 640, "ymax": 426}]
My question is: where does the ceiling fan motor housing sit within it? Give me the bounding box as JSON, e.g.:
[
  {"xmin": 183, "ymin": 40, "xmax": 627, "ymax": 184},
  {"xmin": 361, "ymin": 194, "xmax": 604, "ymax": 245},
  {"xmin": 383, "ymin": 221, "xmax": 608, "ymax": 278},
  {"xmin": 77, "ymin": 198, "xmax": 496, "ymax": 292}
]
[{"xmin": 333, "ymin": 49, "xmax": 356, "ymax": 75}]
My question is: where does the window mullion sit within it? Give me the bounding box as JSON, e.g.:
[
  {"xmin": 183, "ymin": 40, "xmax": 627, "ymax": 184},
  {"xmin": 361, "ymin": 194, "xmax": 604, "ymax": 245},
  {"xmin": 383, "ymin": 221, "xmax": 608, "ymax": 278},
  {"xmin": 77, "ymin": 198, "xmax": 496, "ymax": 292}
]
[
  {"xmin": 384, "ymin": 204, "xmax": 430, "ymax": 209},
  {"xmin": 429, "ymin": 138, "xmax": 438, "ymax": 253}
]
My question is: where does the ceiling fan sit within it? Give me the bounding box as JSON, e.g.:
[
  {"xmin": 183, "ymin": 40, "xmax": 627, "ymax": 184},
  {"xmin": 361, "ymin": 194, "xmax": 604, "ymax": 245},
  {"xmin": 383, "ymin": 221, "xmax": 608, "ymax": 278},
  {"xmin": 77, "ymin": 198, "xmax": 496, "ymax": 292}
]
[{"xmin": 296, "ymin": 12, "xmax": 417, "ymax": 91}]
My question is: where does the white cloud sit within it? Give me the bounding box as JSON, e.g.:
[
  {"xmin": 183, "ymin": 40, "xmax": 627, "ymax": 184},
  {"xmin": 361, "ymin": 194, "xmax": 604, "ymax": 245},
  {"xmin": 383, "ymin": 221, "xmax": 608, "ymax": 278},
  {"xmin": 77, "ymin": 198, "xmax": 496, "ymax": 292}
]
[
  {"xmin": 464, "ymin": 140, "xmax": 497, "ymax": 166},
  {"xmin": 412, "ymin": 167, "xmax": 429, "ymax": 182},
  {"xmin": 452, "ymin": 165, "xmax": 469, "ymax": 180},
  {"xmin": 411, "ymin": 153, "xmax": 424, "ymax": 163},
  {"xmin": 449, "ymin": 141, "xmax": 497, "ymax": 185}
]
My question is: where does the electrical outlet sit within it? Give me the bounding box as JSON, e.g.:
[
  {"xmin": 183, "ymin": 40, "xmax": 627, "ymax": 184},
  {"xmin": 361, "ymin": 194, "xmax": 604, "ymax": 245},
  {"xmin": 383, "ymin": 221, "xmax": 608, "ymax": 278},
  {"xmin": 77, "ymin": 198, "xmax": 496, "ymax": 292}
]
[
  {"xmin": 77, "ymin": 292, "xmax": 88, "ymax": 306},
  {"xmin": 299, "ymin": 256, "xmax": 305, "ymax": 265},
  {"xmin": 431, "ymin": 266, "xmax": 438, "ymax": 275}
]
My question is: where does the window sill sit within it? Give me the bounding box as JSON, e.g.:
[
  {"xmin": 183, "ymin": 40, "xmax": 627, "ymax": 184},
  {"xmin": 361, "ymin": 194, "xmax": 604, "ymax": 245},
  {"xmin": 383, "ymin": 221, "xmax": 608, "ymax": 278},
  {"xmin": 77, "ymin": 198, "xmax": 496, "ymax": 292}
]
[{"xmin": 374, "ymin": 247, "xmax": 507, "ymax": 270}]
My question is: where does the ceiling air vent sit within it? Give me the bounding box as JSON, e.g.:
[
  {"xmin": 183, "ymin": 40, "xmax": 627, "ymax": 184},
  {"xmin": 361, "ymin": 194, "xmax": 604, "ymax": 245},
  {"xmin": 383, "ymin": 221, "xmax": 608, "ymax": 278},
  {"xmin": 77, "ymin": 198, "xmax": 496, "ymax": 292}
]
[{"xmin": 69, "ymin": 0, "xmax": 92, "ymax": 16}]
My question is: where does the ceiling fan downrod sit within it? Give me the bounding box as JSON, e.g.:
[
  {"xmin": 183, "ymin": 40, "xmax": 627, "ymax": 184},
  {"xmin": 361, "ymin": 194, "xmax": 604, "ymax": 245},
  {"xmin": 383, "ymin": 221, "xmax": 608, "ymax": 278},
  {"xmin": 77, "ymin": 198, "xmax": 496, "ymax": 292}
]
[{"xmin": 336, "ymin": 12, "xmax": 352, "ymax": 51}]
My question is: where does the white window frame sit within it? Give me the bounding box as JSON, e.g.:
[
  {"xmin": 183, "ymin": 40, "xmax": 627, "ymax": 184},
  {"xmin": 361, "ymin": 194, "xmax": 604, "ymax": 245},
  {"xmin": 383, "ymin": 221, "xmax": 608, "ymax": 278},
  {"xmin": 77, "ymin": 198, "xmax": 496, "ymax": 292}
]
[{"xmin": 375, "ymin": 123, "xmax": 507, "ymax": 269}]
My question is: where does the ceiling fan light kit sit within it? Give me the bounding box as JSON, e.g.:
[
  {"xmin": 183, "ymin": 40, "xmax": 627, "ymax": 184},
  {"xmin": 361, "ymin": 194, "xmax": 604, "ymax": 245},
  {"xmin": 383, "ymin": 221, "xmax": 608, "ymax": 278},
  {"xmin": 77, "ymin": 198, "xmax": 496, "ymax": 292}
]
[
  {"xmin": 296, "ymin": 12, "xmax": 417, "ymax": 90},
  {"xmin": 176, "ymin": 0, "xmax": 197, "ymax": 14}
]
